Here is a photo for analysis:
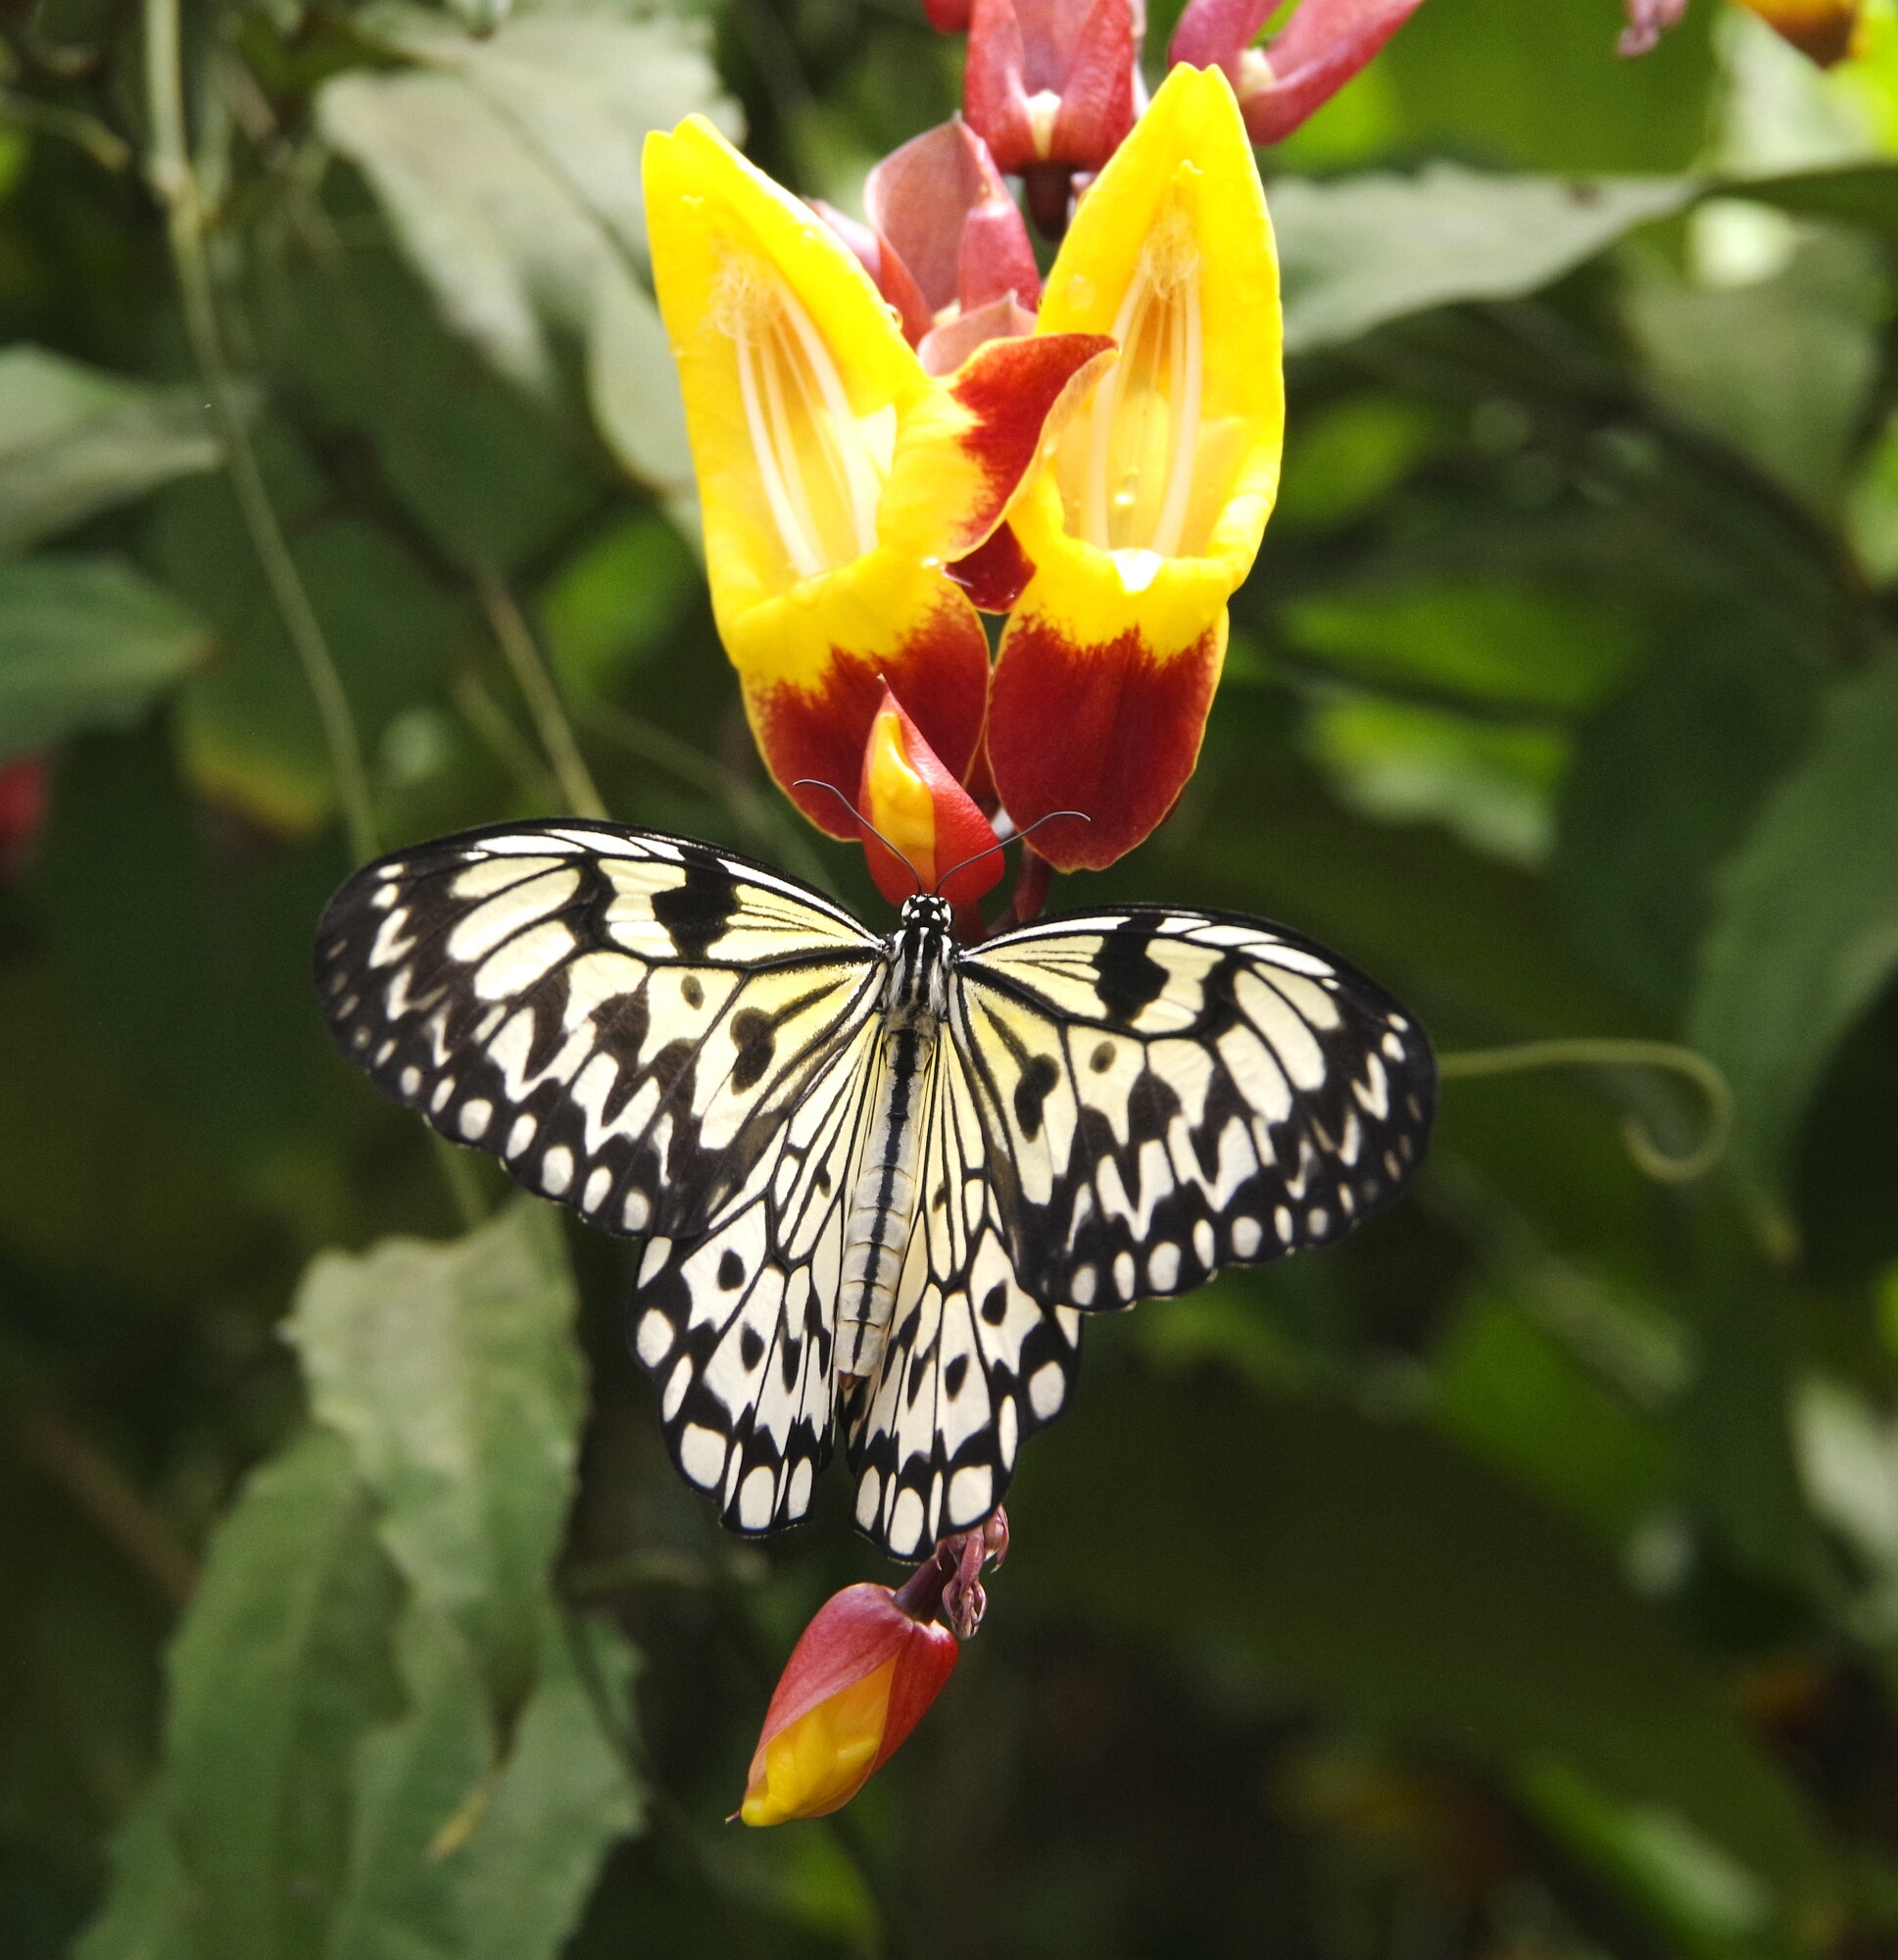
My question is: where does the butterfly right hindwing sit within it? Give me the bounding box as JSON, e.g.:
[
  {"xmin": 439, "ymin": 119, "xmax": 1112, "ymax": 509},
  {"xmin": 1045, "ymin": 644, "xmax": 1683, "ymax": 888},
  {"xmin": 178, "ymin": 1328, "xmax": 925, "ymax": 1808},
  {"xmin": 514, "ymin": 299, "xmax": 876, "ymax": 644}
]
[{"xmin": 844, "ymin": 1031, "xmax": 1084, "ymax": 1559}]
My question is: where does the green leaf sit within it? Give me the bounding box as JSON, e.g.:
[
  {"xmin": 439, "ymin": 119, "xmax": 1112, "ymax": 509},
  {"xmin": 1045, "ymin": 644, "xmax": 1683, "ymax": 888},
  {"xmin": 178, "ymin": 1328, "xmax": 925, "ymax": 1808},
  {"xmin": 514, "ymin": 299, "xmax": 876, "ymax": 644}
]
[
  {"xmin": 1525, "ymin": 1760, "xmax": 1774, "ymax": 1960},
  {"xmin": 72, "ymin": 1788, "xmax": 191, "ymax": 1960},
  {"xmin": 316, "ymin": 6, "xmax": 734, "ymax": 498},
  {"xmin": 1554, "ymin": 614, "xmax": 1822, "ymax": 1019},
  {"xmin": 286, "ymin": 1203, "xmax": 585, "ymax": 1720},
  {"xmin": 0, "ymin": 347, "xmax": 222, "ymax": 556},
  {"xmin": 161, "ymin": 1428, "xmax": 403, "ymax": 1960},
  {"xmin": 1623, "ymin": 233, "xmax": 1883, "ymax": 513},
  {"xmin": 0, "ymin": 557, "xmax": 212, "ymax": 762},
  {"xmin": 452, "ymin": 1607, "xmax": 642, "ymax": 1960},
  {"xmin": 1299, "ymin": 695, "xmax": 1567, "ymax": 868},
  {"xmin": 0, "ymin": 959, "xmax": 250, "ymax": 1305},
  {"xmin": 325, "ymin": 1601, "xmax": 491, "ymax": 1960},
  {"xmin": 35, "ymin": 723, "xmax": 356, "ymax": 1214},
  {"xmin": 1015, "ymin": 1368, "xmax": 1836, "ymax": 1926},
  {"xmin": 1278, "ymin": 579, "xmax": 1636, "ymax": 713},
  {"xmin": 327, "ymin": 1600, "xmax": 643, "ymax": 1960},
  {"xmin": 261, "ymin": 249, "xmax": 598, "ymax": 579},
  {"xmin": 1376, "ymin": 0, "xmax": 1718, "ymax": 174},
  {"xmin": 1689, "ymin": 656, "xmax": 1898, "ymax": 1242},
  {"xmin": 1274, "ymin": 169, "xmax": 1694, "ymax": 355},
  {"xmin": 539, "ymin": 510, "xmax": 698, "ymax": 699},
  {"xmin": 1433, "ymin": 1285, "xmax": 1676, "ymax": 1543}
]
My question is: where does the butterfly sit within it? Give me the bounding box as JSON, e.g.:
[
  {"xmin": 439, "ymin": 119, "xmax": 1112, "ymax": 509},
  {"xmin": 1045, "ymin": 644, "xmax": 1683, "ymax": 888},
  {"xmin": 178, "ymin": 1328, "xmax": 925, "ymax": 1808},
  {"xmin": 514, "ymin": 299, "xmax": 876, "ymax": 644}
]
[{"xmin": 315, "ymin": 820, "xmax": 1436, "ymax": 1559}]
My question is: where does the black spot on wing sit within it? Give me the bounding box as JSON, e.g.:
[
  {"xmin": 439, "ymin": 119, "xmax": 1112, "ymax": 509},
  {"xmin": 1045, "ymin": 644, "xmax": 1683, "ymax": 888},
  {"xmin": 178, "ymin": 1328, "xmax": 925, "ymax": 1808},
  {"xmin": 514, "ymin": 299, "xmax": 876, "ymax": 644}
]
[
  {"xmin": 730, "ymin": 1007, "xmax": 776, "ymax": 1093},
  {"xmin": 652, "ymin": 858, "xmax": 740, "ymax": 961},
  {"xmin": 1093, "ymin": 924, "xmax": 1168, "ymax": 1027},
  {"xmin": 1012, "ymin": 1054, "xmax": 1060, "ymax": 1142}
]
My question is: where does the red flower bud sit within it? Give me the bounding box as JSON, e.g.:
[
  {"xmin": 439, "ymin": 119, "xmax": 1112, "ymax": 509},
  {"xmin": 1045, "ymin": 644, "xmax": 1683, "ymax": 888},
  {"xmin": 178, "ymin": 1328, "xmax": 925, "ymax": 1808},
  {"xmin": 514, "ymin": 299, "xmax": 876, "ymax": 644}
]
[
  {"xmin": 1169, "ymin": 0, "xmax": 1425, "ymax": 146},
  {"xmin": 869, "ymin": 122, "xmax": 1041, "ymax": 317},
  {"xmin": 966, "ymin": 0, "xmax": 1139, "ymax": 232},
  {"xmin": 856, "ymin": 686, "xmax": 1005, "ymax": 909},
  {"xmin": 738, "ymin": 1582, "xmax": 957, "ymax": 1826}
]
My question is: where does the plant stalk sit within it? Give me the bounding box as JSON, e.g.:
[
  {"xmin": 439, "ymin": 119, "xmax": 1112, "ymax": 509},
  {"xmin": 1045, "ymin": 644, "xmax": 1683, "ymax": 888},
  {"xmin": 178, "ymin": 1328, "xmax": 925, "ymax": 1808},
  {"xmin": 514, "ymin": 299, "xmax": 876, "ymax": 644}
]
[{"xmin": 142, "ymin": 0, "xmax": 378, "ymax": 863}]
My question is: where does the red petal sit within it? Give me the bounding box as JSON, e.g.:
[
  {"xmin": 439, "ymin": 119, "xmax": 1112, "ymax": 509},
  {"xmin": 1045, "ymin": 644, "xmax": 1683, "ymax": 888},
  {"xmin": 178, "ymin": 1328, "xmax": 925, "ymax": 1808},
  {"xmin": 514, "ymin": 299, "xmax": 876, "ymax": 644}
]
[
  {"xmin": 918, "ymin": 294, "xmax": 1038, "ymax": 378},
  {"xmin": 857, "ymin": 686, "xmax": 1005, "ymax": 908},
  {"xmin": 872, "ymin": 1619, "xmax": 959, "ymax": 1774},
  {"xmin": 1168, "ymin": 0, "xmax": 1272, "ymax": 68},
  {"xmin": 1048, "ymin": 0, "xmax": 1139, "ymax": 171},
  {"xmin": 964, "ymin": 0, "xmax": 1038, "ymax": 172},
  {"xmin": 949, "ymin": 520, "xmax": 1036, "ymax": 612},
  {"xmin": 945, "ymin": 331, "xmax": 1116, "ymax": 552},
  {"xmin": 1230, "ymin": 0, "xmax": 1427, "ymax": 145},
  {"xmin": 988, "ymin": 611, "xmax": 1223, "ymax": 871},
  {"xmin": 867, "ymin": 121, "xmax": 1038, "ymax": 320}
]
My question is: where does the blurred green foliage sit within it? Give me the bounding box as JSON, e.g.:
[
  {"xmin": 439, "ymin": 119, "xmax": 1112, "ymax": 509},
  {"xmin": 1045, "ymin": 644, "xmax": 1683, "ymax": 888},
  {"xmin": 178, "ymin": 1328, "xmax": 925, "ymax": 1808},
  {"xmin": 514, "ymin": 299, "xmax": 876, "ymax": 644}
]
[{"xmin": 6, "ymin": 0, "xmax": 1898, "ymax": 1955}]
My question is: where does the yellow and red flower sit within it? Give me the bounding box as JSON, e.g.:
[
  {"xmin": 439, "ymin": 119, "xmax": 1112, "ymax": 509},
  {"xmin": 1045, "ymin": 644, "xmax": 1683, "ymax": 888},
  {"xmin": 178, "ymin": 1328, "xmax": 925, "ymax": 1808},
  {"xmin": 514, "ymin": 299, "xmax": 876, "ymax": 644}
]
[
  {"xmin": 643, "ymin": 116, "xmax": 1111, "ymax": 842},
  {"xmin": 986, "ymin": 63, "xmax": 1285, "ymax": 870},
  {"xmin": 738, "ymin": 1581, "xmax": 957, "ymax": 1826},
  {"xmin": 645, "ymin": 65, "xmax": 1285, "ymax": 892}
]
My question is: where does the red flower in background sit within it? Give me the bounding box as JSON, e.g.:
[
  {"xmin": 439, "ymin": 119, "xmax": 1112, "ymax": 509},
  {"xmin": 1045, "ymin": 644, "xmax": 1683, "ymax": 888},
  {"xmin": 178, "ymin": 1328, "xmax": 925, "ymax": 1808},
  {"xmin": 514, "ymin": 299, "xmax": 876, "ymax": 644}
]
[
  {"xmin": 0, "ymin": 756, "xmax": 49, "ymax": 882},
  {"xmin": 964, "ymin": 0, "xmax": 1141, "ymax": 234},
  {"xmin": 1169, "ymin": 0, "xmax": 1426, "ymax": 144}
]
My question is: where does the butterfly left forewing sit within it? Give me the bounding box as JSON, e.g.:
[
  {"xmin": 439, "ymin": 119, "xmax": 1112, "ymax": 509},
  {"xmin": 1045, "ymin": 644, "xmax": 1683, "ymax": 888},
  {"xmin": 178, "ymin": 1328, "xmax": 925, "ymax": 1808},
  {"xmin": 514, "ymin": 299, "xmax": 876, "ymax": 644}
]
[
  {"xmin": 954, "ymin": 909, "xmax": 1436, "ymax": 1311},
  {"xmin": 315, "ymin": 820, "xmax": 883, "ymax": 1243},
  {"xmin": 844, "ymin": 1033, "xmax": 1083, "ymax": 1559}
]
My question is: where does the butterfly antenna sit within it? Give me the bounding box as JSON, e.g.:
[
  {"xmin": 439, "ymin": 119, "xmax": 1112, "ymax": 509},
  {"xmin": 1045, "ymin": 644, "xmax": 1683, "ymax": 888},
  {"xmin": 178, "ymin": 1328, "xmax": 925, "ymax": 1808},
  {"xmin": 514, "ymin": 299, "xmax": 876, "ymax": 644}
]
[
  {"xmin": 932, "ymin": 810, "xmax": 1090, "ymax": 896},
  {"xmin": 792, "ymin": 779, "xmax": 924, "ymax": 894}
]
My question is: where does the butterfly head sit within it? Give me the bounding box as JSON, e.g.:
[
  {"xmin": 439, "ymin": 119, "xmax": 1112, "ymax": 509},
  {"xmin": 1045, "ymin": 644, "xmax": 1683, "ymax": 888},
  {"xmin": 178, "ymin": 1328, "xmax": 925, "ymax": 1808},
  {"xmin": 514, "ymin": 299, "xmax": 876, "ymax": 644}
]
[
  {"xmin": 899, "ymin": 894, "xmax": 952, "ymax": 934},
  {"xmin": 887, "ymin": 895, "xmax": 954, "ymax": 1022}
]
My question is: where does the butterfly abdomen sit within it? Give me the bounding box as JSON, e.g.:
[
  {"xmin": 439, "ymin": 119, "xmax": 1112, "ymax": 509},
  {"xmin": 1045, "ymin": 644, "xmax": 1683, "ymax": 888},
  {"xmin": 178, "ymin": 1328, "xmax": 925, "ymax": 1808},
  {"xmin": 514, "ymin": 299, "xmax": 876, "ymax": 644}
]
[
  {"xmin": 838, "ymin": 1018, "xmax": 938, "ymax": 1377},
  {"xmin": 836, "ymin": 900, "xmax": 955, "ymax": 1381}
]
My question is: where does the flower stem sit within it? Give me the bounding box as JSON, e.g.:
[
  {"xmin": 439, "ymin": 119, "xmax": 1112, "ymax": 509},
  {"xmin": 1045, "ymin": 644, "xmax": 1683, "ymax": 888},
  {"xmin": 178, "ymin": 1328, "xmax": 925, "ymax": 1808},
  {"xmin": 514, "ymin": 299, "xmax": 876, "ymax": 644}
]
[
  {"xmin": 1437, "ymin": 1038, "xmax": 1732, "ymax": 1185},
  {"xmin": 142, "ymin": 0, "xmax": 377, "ymax": 864},
  {"xmin": 471, "ymin": 566, "xmax": 609, "ymax": 821}
]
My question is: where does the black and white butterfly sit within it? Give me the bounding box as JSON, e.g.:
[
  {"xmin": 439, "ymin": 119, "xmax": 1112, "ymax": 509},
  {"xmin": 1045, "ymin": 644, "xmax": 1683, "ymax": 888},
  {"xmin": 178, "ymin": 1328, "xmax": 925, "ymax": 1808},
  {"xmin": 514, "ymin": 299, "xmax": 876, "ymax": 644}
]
[{"xmin": 315, "ymin": 821, "xmax": 1435, "ymax": 1559}]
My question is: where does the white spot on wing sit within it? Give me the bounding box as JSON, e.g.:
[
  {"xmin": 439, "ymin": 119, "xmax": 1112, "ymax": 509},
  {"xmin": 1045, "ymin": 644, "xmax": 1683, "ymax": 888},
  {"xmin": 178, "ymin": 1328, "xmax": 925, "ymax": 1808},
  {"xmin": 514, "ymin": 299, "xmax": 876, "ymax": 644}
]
[
  {"xmin": 679, "ymin": 1422, "xmax": 725, "ymax": 1487},
  {"xmin": 1028, "ymin": 1361, "xmax": 1065, "ymax": 1418}
]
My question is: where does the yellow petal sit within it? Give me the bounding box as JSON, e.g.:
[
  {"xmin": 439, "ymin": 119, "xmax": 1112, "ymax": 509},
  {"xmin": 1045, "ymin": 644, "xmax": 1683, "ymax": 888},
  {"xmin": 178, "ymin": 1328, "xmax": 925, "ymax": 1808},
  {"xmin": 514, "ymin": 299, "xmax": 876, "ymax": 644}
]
[
  {"xmin": 741, "ymin": 1658, "xmax": 897, "ymax": 1826},
  {"xmin": 1034, "ymin": 62, "xmax": 1284, "ymax": 592},
  {"xmin": 644, "ymin": 116, "xmax": 928, "ymax": 624}
]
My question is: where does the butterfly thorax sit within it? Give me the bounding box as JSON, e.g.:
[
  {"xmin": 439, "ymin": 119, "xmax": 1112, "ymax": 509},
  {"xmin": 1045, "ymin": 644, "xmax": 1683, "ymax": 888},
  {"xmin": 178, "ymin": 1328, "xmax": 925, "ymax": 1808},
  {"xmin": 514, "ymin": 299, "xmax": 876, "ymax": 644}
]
[{"xmin": 835, "ymin": 896, "xmax": 955, "ymax": 1383}]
